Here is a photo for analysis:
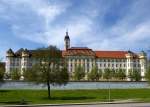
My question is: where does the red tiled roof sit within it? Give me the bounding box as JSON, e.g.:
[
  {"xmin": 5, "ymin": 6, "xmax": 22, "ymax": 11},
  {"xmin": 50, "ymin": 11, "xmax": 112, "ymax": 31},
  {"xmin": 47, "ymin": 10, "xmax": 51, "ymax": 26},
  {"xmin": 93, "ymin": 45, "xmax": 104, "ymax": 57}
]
[
  {"xmin": 62, "ymin": 47, "xmax": 95, "ymax": 56},
  {"xmin": 95, "ymin": 51, "xmax": 128, "ymax": 58},
  {"xmin": 62, "ymin": 49, "xmax": 139, "ymax": 59}
]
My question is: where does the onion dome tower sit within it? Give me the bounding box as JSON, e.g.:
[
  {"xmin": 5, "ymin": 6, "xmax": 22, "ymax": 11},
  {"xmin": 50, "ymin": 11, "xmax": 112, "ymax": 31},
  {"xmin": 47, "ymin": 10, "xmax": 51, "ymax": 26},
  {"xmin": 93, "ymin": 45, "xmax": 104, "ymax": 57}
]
[{"xmin": 64, "ymin": 31, "xmax": 70, "ymax": 50}]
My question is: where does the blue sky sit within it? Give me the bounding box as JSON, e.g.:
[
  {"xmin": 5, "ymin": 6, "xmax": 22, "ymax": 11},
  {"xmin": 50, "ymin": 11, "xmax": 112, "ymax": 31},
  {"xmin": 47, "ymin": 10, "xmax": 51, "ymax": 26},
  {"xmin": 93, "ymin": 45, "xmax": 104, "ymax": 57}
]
[{"xmin": 0, "ymin": 0, "xmax": 150, "ymax": 60}]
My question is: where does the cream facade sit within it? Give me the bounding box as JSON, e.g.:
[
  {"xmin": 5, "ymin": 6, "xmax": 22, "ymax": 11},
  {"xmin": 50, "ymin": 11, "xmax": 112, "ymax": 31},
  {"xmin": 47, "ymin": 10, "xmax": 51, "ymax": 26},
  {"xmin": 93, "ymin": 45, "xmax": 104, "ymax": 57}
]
[{"xmin": 6, "ymin": 32, "xmax": 147, "ymax": 80}]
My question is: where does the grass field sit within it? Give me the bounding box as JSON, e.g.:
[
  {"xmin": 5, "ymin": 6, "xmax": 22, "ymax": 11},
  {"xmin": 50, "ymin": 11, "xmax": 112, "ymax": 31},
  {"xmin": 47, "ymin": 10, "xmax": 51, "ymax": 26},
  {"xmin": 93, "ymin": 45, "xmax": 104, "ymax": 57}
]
[{"xmin": 0, "ymin": 89, "xmax": 150, "ymax": 105}]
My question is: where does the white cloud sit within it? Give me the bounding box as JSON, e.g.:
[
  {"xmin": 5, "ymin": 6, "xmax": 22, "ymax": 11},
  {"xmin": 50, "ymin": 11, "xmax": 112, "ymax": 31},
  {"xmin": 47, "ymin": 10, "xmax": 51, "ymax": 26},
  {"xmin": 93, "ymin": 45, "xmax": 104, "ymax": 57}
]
[
  {"xmin": 0, "ymin": 0, "xmax": 150, "ymax": 54},
  {"xmin": 9, "ymin": 0, "xmax": 98, "ymax": 49},
  {"xmin": 0, "ymin": 0, "xmax": 71, "ymax": 45},
  {"xmin": 84, "ymin": 0, "xmax": 150, "ymax": 51}
]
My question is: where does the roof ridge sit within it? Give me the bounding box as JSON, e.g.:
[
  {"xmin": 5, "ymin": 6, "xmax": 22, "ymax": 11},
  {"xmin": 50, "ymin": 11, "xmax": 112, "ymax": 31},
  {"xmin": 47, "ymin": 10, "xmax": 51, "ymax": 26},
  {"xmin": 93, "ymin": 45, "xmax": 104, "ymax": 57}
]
[{"xmin": 94, "ymin": 50, "xmax": 128, "ymax": 52}]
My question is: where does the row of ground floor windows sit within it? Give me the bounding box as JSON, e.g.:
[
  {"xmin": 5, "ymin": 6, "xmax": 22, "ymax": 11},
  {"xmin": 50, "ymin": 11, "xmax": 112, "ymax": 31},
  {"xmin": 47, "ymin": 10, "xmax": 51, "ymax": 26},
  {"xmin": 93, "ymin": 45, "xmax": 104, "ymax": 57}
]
[{"xmin": 69, "ymin": 63, "xmax": 141, "ymax": 68}]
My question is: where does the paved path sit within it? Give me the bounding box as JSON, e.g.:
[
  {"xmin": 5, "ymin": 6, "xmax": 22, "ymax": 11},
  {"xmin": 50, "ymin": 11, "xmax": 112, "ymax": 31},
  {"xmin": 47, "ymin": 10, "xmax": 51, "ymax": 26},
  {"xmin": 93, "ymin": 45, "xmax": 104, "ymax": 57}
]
[{"xmin": 42, "ymin": 103, "xmax": 150, "ymax": 107}]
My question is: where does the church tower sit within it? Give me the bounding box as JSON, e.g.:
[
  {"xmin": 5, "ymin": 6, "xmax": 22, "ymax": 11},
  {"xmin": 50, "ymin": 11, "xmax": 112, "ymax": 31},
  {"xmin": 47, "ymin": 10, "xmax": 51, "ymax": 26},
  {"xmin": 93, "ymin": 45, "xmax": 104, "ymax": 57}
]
[{"xmin": 64, "ymin": 31, "xmax": 70, "ymax": 50}]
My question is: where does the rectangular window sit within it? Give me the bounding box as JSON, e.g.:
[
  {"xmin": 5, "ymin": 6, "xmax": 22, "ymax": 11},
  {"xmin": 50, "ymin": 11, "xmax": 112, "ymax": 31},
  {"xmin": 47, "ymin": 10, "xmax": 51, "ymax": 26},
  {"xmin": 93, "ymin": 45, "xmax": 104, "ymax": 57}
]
[
  {"xmin": 87, "ymin": 59, "xmax": 89, "ymax": 62},
  {"xmin": 98, "ymin": 59, "xmax": 100, "ymax": 62},
  {"xmin": 113, "ymin": 59, "xmax": 116, "ymax": 62},
  {"xmin": 116, "ymin": 59, "xmax": 118, "ymax": 62},
  {"xmin": 87, "ymin": 63, "xmax": 89, "ymax": 67},
  {"xmin": 134, "ymin": 64, "xmax": 136, "ymax": 67},
  {"xmin": 70, "ymin": 59, "xmax": 72, "ymax": 62},
  {"xmin": 138, "ymin": 64, "xmax": 140, "ymax": 67},
  {"xmin": 87, "ymin": 68, "xmax": 89, "ymax": 72}
]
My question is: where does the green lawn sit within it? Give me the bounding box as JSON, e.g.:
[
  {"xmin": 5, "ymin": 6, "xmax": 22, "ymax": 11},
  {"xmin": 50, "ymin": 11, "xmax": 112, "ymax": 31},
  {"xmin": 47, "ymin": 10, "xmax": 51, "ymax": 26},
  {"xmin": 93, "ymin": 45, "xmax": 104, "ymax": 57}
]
[{"xmin": 0, "ymin": 89, "xmax": 150, "ymax": 105}]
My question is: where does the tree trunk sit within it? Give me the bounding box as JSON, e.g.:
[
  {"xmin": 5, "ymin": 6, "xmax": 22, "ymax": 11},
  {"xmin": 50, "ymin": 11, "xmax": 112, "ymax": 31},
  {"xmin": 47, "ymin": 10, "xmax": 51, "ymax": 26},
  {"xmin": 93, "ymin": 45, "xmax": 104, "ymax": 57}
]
[{"xmin": 47, "ymin": 80, "xmax": 51, "ymax": 99}]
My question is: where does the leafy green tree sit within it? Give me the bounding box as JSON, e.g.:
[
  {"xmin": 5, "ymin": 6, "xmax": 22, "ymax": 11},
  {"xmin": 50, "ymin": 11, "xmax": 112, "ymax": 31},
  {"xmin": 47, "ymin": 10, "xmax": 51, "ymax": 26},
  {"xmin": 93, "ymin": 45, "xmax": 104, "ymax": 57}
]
[
  {"xmin": 0, "ymin": 67, "xmax": 5, "ymax": 81},
  {"xmin": 0, "ymin": 62, "xmax": 5, "ymax": 81},
  {"xmin": 23, "ymin": 45, "xmax": 69, "ymax": 99},
  {"xmin": 103, "ymin": 68, "xmax": 112, "ymax": 80},
  {"xmin": 74, "ymin": 65, "xmax": 85, "ymax": 81},
  {"xmin": 98, "ymin": 69, "xmax": 103, "ymax": 79},
  {"xmin": 128, "ymin": 69, "xmax": 141, "ymax": 81},
  {"xmin": 4, "ymin": 72, "xmax": 11, "ymax": 80},
  {"xmin": 88, "ymin": 66, "xmax": 101, "ymax": 81},
  {"xmin": 145, "ymin": 62, "xmax": 150, "ymax": 83},
  {"xmin": 135, "ymin": 70, "xmax": 141, "ymax": 81},
  {"xmin": 115, "ymin": 69, "xmax": 126, "ymax": 80},
  {"xmin": 23, "ymin": 67, "xmax": 37, "ymax": 81},
  {"xmin": 128, "ymin": 69, "xmax": 134, "ymax": 81},
  {"xmin": 111, "ymin": 69, "xmax": 116, "ymax": 79},
  {"xmin": 10, "ymin": 68, "xmax": 21, "ymax": 80}
]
